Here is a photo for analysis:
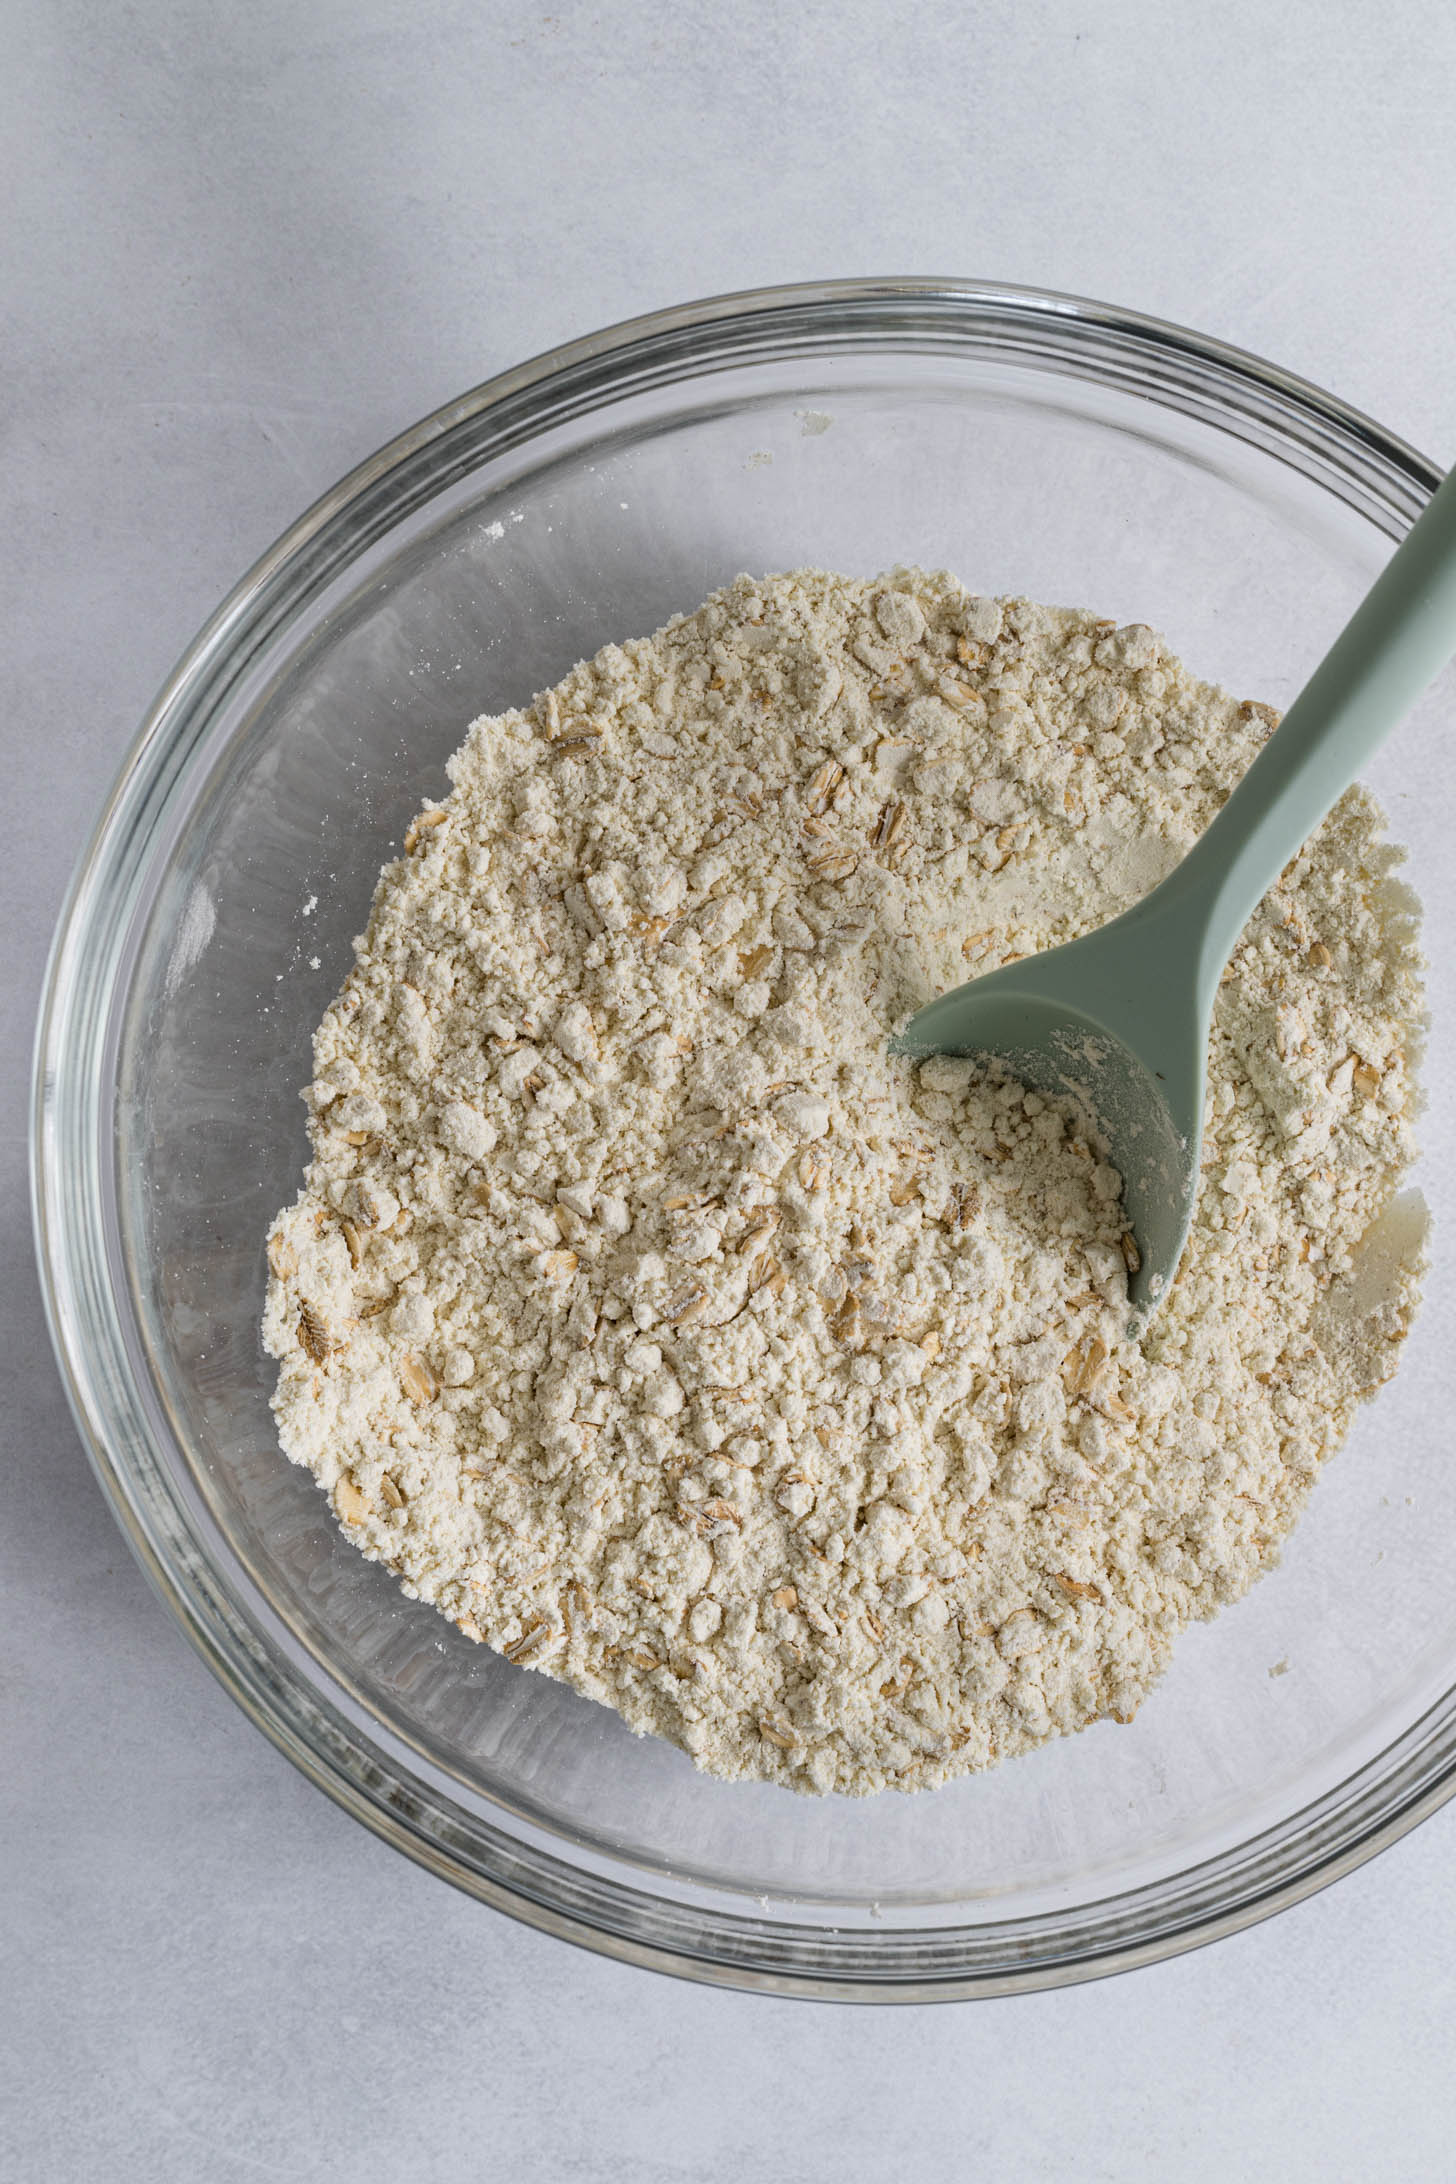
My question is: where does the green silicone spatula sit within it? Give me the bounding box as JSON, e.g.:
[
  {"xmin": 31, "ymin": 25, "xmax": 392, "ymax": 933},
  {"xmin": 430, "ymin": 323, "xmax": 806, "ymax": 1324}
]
[{"xmin": 893, "ymin": 464, "xmax": 1456, "ymax": 1333}]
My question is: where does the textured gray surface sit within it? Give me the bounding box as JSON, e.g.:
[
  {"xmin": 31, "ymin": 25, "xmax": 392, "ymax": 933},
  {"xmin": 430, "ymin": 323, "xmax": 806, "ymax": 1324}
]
[{"xmin": 5, "ymin": 2, "xmax": 1456, "ymax": 2177}]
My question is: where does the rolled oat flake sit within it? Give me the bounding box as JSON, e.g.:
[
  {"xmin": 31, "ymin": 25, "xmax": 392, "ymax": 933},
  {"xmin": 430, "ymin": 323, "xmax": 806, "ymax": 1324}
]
[{"xmin": 264, "ymin": 567, "xmax": 1426, "ymax": 1795}]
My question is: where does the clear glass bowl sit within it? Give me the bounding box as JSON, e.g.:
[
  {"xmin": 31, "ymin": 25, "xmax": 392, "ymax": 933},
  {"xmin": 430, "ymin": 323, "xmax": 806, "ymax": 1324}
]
[{"xmin": 33, "ymin": 279, "xmax": 1456, "ymax": 2000}]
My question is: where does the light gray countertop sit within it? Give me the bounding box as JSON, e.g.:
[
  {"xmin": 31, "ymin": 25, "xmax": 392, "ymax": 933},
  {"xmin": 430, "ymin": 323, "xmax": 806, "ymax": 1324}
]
[{"xmin": 5, "ymin": 4, "xmax": 1455, "ymax": 2177}]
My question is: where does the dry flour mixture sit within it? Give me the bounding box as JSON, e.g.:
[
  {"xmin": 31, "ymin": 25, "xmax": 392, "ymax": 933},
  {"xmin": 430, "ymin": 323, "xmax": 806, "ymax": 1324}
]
[{"xmin": 263, "ymin": 569, "xmax": 1426, "ymax": 1795}]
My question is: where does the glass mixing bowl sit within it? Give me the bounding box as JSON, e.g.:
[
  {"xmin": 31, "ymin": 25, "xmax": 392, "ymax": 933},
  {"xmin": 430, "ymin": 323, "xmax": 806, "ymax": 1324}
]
[{"xmin": 33, "ymin": 280, "xmax": 1456, "ymax": 1999}]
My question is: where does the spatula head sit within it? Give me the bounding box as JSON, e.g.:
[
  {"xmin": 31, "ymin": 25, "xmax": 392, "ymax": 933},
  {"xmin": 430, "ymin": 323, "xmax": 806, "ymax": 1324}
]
[{"xmin": 893, "ymin": 935, "xmax": 1208, "ymax": 1332}]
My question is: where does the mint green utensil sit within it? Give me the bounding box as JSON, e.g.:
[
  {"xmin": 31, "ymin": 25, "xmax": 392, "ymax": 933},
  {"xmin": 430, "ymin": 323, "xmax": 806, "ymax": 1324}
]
[{"xmin": 893, "ymin": 464, "xmax": 1456, "ymax": 1332}]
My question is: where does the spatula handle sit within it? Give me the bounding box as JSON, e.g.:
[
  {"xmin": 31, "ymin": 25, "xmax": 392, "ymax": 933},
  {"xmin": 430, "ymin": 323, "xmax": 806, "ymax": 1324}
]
[{"xmin": 1155, "ymin": 462, "xmax": 1456, "ymax": 998}]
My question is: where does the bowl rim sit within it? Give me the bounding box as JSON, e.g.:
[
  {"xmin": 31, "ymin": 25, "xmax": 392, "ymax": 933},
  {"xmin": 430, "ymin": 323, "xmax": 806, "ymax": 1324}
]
[{"xmin": 31, "ymin": 274, "xmax": 1450, "ymax": 2001}]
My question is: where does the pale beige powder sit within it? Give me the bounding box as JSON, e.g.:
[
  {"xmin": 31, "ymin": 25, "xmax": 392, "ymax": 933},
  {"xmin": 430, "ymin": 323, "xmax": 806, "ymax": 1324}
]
[{"xmin": 263, "ymin": 568, "xmax": 1425, "ymax": 1795}]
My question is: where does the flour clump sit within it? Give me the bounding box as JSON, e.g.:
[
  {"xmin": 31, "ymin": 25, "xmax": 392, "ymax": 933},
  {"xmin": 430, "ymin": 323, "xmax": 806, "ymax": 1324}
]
[{"xmin": 264, "ymin": 569, "xmax": 1425, "ymax": 1795}]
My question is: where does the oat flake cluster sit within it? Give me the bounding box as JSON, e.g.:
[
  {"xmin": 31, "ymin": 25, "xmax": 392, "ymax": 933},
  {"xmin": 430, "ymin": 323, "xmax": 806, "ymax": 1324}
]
[{"xmin": 264, "ymin": 568, "xmax": 1425, "ymax": 1795}]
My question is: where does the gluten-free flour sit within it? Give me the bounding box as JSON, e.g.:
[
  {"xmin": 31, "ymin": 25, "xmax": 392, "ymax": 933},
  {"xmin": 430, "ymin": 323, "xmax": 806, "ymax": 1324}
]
[{"xmin": 263, "ymin": 569, "xmax": 1426, "ymax": 1795}]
